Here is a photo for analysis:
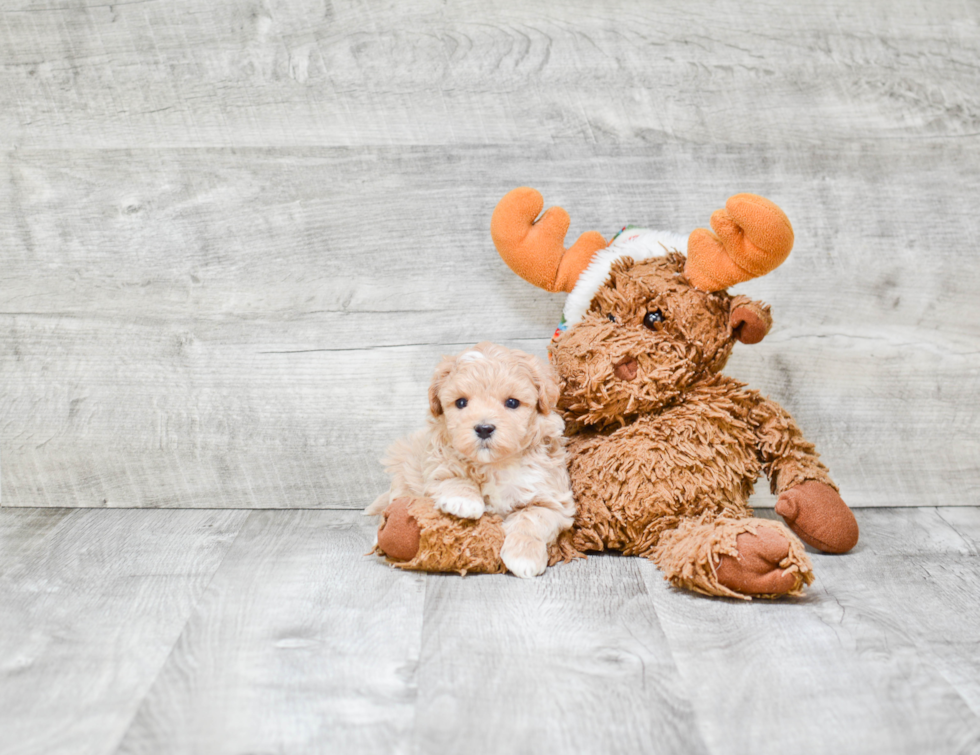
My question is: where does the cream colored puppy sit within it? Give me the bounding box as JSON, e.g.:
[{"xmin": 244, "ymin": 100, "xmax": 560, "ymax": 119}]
[{"xmin": 367, "ymin": 342, "xmax": 575, "ymax": 578}]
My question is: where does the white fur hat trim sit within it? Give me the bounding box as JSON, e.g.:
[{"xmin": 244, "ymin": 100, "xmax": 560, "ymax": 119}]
[{"xmin": 561, "ymin": 228, "xmax": 690, "ymax": 328}]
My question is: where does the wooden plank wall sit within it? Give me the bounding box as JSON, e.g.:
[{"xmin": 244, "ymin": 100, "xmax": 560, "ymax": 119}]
[{"xmin": 2, "ymin": 0, "xmax": 978, "ymax": 508}]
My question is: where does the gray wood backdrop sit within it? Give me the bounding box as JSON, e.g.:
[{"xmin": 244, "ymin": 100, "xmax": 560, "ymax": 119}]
[{"xmin": 2, "ymin": 0, "xmax": 978, "ymax": 509}]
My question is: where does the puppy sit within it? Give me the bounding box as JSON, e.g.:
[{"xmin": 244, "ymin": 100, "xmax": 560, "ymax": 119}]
[{"xmin": 367, "ymin": 342, "xmax": 575, "ymax": 578}]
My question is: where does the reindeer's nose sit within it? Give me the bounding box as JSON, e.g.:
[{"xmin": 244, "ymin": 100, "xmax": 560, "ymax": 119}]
[
  {"xmin": 474, "ymin": 424, "xmax": 496, "ymax": 439},
  {"xmin": 614, "ymin": 358, "xmax": 638, "ymax": 381}
]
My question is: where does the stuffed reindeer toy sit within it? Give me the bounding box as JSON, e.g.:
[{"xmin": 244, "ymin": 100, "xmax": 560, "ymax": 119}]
[{"xmin": 373, "ymin": 188, "xmax": 858, "ymax": 599}]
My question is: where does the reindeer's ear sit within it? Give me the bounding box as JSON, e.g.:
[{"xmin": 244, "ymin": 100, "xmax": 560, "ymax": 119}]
[
  {"xmin": 729, "ymin": 295, "xmax": 772, "ymax": 345},
  {"xmin": 428, "ymin": 356, "xmax": 456, "ymax": 416}
]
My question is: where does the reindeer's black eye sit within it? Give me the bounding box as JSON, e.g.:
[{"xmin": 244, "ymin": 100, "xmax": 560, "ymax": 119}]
[
  {"xmin": 643, "ymin": 310, "xmax": 664, "ymax": 330},
  {"xmin": 504, "ymin": 398, "xmax": 520, "ymax": 409},
  {"xmin": 607, "ymin": 314, "xmax": 616, "ymax": 322},
  {"xmin": 455, "ymin": 398, "xmax": 468, "ymax": 409}
]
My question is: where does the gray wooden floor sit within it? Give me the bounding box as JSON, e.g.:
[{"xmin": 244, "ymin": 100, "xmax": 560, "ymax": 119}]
[
  {"xmin": 2, "ymin": 2, "xmax": 980, "ymax": 753},
  {"xmin": 1, "ymin": 505, "xmax": 979, "ymax": 755}
]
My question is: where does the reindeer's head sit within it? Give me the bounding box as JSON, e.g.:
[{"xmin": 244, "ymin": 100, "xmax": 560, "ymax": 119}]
[{"xmin": 491, "ymin": 188, "xmax": 793, "ymax": 431}]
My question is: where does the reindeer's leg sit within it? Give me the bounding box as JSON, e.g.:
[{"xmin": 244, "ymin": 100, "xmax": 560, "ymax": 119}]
[
  {"xmin": 375, "ymin": 497, "xmax": 507, "ymax": 575},
  {"xmin": 651, "ymin": 515, "xmax": 814, "ymax": 600}
]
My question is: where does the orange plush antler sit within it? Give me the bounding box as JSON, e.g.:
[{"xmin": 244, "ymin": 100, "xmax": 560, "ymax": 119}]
[
  {"xmin": 685, "ymin": 194, "xmax": 794, "ymax": 292},
  {"xmin": 491, "ymin": 187, "xmax": 607, "ymax": 293}
]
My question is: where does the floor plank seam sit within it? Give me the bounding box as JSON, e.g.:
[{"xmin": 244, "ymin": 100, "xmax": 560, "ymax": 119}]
[
  {"xmin": 933, "ymin": 508, "xmax": 980, "ymax": 554},
  {"xmin": 0, "ymin": 508, "xmax": 79, "ymax": 579},
  {"xmin": 644, "ymin": 585, "xmax": 727, "ymax": 755},
  {"xmin": 103, "ymin": 510, "xmax": 254, "ymax": 755},
  {"xmin": 408, "ymin": 572, "xmax": 430, "ymax": 755},
  {"xmin": 1, "ymin": 505, "xmax": 374, "ymax": 512},
  {"xmin": 256, "ymin": 337, "xmax": 543, "ymax": 355}
]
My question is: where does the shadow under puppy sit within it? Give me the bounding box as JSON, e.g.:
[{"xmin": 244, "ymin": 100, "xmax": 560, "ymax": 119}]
[{"xmin": 367, "ymin": 342, "xmax": 574, "ymax": 577}]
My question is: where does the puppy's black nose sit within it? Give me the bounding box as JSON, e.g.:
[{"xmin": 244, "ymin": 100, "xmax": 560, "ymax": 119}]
[{"xmin": 474, "ymin": 424, "xmax": 496, "ymax": 439}]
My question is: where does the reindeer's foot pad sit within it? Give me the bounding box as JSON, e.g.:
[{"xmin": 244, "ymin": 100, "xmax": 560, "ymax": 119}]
[
  {"xmin": 375, "ymin": 497, "xmax": 421, "ymax": 562},
  {"xmin": 654, "ymin": 517, "xmax": 813, "ymax": 600},
  {"xmin": 716, "ymin": 527, "xmax": 812, "ymax": 598},
  {"xmin": 375, "ymin": 497, "xmax": 507, "ymax": 575},
  {"xmin": 776, "ymin": 480, "xmax": 859, "ymax": 554}
]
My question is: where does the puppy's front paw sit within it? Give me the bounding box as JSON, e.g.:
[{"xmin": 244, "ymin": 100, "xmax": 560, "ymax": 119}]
[
  {"xmin": 435, "ymin": 495, "xmax": 485, "ymax": 520},
  {"xmin": 501, "ymin": 534, "xmax": 548, "ymax": 579}
]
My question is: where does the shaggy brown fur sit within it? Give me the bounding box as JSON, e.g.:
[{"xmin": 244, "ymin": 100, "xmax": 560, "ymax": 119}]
[
  {"xmin": 373, "ymin": 251, "xmax": 857, "ymax": 599},
  {"xmin": 540, "ymin": 254, "xmax": 832, "ymax": 597},
  {"xmin": 380, "ymin": 497, "xmax": 508, "ymax": 576}
]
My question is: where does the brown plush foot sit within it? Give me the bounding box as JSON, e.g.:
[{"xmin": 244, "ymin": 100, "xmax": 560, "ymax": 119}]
[
  {"xmin": 776, "ymin": 481, "xmax": 859, "ymax": 554},
  {"xmin": 716, "ymin": 528, "xmax": 801, "ymax": 597},
  {"xmin": 377, "ymin": 497, "xmax": 421, "ymax": 562}
]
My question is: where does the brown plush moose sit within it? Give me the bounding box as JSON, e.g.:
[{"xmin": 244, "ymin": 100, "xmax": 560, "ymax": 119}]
[{"xmin": 373, "ymin": 188, "xmax": 859, "ymax": 599}]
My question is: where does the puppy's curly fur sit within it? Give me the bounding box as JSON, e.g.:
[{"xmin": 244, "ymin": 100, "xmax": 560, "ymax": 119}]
[{"xmin": 368, "ymin": 342, "xmax": 574, "ymax": 578}]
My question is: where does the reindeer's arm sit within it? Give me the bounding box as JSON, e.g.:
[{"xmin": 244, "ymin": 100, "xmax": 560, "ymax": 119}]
[
  {"xmin": 743, "ymin": 391, "xmax": 837, "ymax": 496},
  {"xmin": 739, "ymin": 389, "xmax": 859, "ymax": 554}
]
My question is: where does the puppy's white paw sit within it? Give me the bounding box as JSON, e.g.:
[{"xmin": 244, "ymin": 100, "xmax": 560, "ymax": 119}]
[
  {"xmin": 436, "ymin": 495, "xmax": 485, "ymax": 520},
  {"xmin": 501, "ymin": 535, "xmax": 548, "ymax": 579}
]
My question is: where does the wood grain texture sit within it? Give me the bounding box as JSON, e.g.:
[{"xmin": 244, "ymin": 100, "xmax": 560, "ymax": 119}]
[
  {"xmin": 113, "ymin": 509, "xmax": 426, "ymax": 755},
  {"xmin": 2, "ymin": 142, "xmax": 978, "ymax": 507},
  {"xmin": 641, "ymin": 506, "xmax": 980, "ymax": 755},
  {"xmin": 0, "ymin": 507, "xmax": 248, "ymax": 755},
  {"xmin": 2, "ymin": 0, "xmax": 979, "ymax": 148},
  {"xmin": 413, "ymin": 555, "xmax": 708, "ymax": 755},
  {"xmin": 2, "ymin": 507, "xmax": 979, "ymax": 754},
  {"xmin": 3, "ymin": 3, "xmax": 980, "ymax": 753}
]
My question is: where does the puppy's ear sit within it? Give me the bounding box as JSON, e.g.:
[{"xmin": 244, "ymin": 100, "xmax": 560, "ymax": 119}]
[
  {"xmin": 520, "ymin": 354, "xmax": 560, "ymax": 414},
  {"xmin": 428, "ymin": 356, "xmax": 456, "ymax": 417},
  {"xmin": 729, "ymin": 295, "xmax": 772, "ymax": 345}
]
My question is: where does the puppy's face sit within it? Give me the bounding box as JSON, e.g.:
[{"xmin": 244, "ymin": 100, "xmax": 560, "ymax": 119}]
[{"xmin": 429, "ymin": 343, "xmax": 560, "ymax": 465}]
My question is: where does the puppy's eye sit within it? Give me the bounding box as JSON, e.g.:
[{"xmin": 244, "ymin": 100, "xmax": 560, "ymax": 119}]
[
  {"xmin": 643, "ymin": 310, "xmax": 665, "ymax": 330},
  {"xmin": 504, "ymin": 398, "xmax": 520, "ymax": 409},
  {"xmin": 455, "ymin": 398, "xmax": 468, "ymax": 409},
  {"xmin": 607, "ymin": 314, "xmax": 616, "ymax": 322}
]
